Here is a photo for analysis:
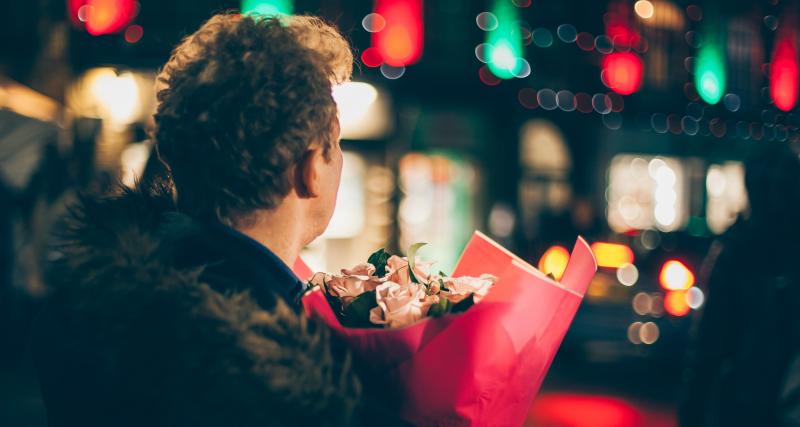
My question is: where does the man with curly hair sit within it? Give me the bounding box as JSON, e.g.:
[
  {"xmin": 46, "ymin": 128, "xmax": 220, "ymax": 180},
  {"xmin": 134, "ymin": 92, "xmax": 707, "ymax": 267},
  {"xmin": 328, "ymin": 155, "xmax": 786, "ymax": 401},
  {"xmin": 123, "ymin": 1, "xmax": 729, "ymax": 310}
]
[{"xmin": 32, "ymin": 13, "xmax": 381, "ymax": 426}]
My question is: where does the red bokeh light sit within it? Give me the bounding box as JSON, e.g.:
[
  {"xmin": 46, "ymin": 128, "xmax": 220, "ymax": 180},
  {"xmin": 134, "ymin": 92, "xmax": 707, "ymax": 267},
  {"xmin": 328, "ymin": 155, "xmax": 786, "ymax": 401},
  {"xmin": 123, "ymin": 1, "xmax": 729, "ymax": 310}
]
[
  {"xmin": 372, "ymin": 0, "xmax": 423, "ymax": 67},
  {"xmin": 770, "ymin": 34, "xmax": 799, "ymax": 112},
  {"xmin": 479, "ymin": 66, "xmax": 501, "ymax": 86},
  {"xmin": 602, "ymin": 52, "xmax": 643, "ymax": 95},
  {"xmin": 518, "ymin": 88, "xmax": 539, "ymax": 109},
  {"xmin": 68, "ymin": 0, "xmax": 136, "ymax": 35},
  {"xmin": 360, "ymin": 47, "xmax": 383, "ymax": 68},
  {"xmin": 124, "ymin": 24, "xmax": 143, "ymax": 43},
  {"xmin": 529, "ymin": 393, "xmax": 643, "ymax": 427}
]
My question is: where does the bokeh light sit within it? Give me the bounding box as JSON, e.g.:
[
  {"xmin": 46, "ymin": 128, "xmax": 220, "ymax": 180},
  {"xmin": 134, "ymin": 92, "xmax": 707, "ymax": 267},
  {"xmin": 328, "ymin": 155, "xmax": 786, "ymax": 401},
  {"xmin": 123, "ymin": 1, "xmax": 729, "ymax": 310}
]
[
  {"xmin": 242, "ymin": 0, "xmax": 293, "ymax": 17},
  {"xmin": 557, "ymin": 24, "xmax": 578, "ymax": 43},
  {"xmin": 640, "ymin": 322, "xmax": 659, "ymax": 344},
  {"xmin": 617, "ymin": 263, "xmax": 639, "ymax": 286},
  {"xmin": 539, "ymin": 245, "xmax": 570, "ymax": 280},
  {"xmin": 687, "ymin": 286, "xmax": 705, "ymax": 309},
  {"xmin": 124, "ymin": 24, "xmax": 143, "ymax": 43},
  {"xmin": 518, "ymin": 88, "xmax": 539, "ymax": 109},
  {"xmin": 665, "ymin": 290, "xmax": 691, "ymax": 316},
  {"xmin": 634, "ymin": 1, "xmax": 654, "ymax": 19},
  {"xmin": 362, "ymin": 13, "xmax": 387, "ymax": 33},
  {"xmin": 476, "ymin": 12, "xmax": 499, "ymax": 31},
  {"xmin": 380, "ymin": 64, "xmax": 406, "ymax": 79},
  {"xmin": 373, "ymin": 0, "xmax": 424, "ymax": 67},
  {"xmin": 81, "ymin": 0, "xmax": 137, "ymax": 35},
  {"xmin": 659, "ymin": 260, "xmax": 695, "ymax": 291},
  {"xmin": 602, "ymin": 52, "xmax": 643, "ymax": 95},
  {"xmin": 770, "ymin": 31, "xmax": 799, "ymax": 112},
  {"xmin": 361, "ymin": 47, "xmax": 383, "ymax": 68},
  {"xmin": 484, "ymin": 0, "xmax": 525, "ymax": 79},
  {"xmin": 591, "ymin": 242, "xmax": 634, "ymax": 268},
  {"xmin": 694, "ymin": 28, "xmax": 726, "ymax": 105}
]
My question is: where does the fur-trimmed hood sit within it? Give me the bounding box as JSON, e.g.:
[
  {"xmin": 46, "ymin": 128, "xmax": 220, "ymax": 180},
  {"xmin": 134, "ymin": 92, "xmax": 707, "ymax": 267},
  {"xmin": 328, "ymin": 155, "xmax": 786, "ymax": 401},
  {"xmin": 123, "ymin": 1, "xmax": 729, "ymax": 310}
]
[{"xmin": 32, "ymin": 185, "xmax": 362, "ymax": 427}]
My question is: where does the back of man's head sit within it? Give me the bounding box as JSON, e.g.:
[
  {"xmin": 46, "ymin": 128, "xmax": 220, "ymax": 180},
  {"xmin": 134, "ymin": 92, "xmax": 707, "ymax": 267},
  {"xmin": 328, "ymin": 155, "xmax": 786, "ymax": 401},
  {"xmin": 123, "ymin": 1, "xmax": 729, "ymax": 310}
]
[{"xmin": 154, "ymin": 13, "xmax": 352, "ymax": 226}]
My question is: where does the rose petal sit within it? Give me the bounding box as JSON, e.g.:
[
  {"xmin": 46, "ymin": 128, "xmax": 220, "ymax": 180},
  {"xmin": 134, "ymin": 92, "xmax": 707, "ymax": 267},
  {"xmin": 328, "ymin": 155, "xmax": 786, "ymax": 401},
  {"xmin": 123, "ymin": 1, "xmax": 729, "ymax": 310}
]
[
  {"xmin": 371, "ymin": 281, "xmax": 433, "ymax": 328},
  {"xmin": 385, "ymin": 256, "xmax": 411, "ymax": 286},
  {"xmin": 342, "ymin": 263, "xmax": 376, "ymax": 277}
]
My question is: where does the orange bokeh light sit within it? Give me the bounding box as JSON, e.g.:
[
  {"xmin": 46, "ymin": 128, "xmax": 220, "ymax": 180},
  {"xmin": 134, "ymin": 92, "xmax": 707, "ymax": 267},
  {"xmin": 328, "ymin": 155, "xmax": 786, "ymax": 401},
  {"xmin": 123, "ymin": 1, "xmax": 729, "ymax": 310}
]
[
  {"xmin": 664, "ymin": 290, "xmax": 691, "ymax": 316},
  {"xmin": 590, "ymin": 242, "xmax": 634, "ymax": 269},
  {"xmin": 659, "ymin": 260, "xmax": 695, "ymax": 291},
  {"xmin": 539, "ymin": 246, "xmax": 570, "ymax": 280}
]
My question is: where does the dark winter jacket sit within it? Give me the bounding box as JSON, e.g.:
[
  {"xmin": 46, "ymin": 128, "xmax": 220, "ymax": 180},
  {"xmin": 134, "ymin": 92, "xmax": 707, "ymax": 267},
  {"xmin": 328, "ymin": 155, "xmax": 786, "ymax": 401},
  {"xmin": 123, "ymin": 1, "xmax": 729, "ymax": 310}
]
[{"xmin": 31, "ymin": 184, "xmax": 362, "ymax": 427}]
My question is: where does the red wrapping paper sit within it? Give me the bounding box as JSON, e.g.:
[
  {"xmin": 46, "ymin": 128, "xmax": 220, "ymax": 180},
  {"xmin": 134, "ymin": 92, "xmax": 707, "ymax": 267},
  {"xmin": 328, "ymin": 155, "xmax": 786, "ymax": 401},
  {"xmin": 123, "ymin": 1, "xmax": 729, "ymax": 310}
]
[{"xmin": 295, "ymin": 231, "xmax": 597, "ymax": 426}]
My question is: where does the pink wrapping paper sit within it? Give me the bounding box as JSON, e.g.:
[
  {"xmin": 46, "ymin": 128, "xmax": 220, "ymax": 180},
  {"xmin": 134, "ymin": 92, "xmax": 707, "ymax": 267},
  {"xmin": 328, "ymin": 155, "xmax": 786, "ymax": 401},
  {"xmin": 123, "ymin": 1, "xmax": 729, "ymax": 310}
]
[{"xmin": 297, "ymin": 231, "xmax": 597, "ymax": 426}]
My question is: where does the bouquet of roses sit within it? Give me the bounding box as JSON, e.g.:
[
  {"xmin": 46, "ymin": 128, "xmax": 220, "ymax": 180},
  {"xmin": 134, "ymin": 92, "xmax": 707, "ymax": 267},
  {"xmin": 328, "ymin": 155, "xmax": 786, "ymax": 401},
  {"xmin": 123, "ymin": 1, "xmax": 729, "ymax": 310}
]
[
  {"xmin": 295, "ymin": 232, "xmax": 597, "ymax": 426},
  {"xmin": 308, "ymin": 242, "xmax": 498, "ymax": 329}
]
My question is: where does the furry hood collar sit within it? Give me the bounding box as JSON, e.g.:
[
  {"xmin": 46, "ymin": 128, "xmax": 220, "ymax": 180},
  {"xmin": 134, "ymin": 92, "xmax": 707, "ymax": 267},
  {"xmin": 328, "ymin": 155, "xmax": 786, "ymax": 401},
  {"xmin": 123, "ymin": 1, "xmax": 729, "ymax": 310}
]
[{"xmin": 34, "ymin": 184, "xmax": 362, "ymax": 426}]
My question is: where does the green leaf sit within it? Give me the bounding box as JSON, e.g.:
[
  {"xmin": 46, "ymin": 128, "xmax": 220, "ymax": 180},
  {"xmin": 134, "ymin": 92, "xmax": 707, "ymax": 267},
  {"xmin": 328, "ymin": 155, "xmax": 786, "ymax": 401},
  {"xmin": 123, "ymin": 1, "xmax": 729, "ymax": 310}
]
[
  {"xmin": 438, "ymin": 271, "xmax": 449, "ymax": 277},
  {"xmin": 341, "ymin": 290, "xmax": 379, "ymax": 328},
  {"xmin": 429, "ymin": 297, "xmax": 452, "ymax": 317},
  {"xmin": 367, "ymin": 248, "xmax": 390, "ymax": 277},
  {"xmin": 407, "ymin": 242, "xmax": 428, "ymax": 284}
]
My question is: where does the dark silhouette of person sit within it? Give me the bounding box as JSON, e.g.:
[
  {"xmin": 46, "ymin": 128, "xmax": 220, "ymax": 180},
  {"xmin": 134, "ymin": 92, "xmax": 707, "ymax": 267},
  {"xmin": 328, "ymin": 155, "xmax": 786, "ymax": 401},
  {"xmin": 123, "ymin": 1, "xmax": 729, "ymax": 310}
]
[{"xmin": 680, "ymin": 142, "xmax": 800, "ymax": 427}]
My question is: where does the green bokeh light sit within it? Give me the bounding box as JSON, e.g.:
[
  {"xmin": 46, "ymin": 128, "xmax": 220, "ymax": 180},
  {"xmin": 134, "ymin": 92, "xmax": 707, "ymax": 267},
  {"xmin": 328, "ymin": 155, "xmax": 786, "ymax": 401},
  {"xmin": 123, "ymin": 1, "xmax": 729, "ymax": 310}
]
[
  {"xmin": 486, "ymin": 0, "xmax": 524, "ymax": 79},
  {"xmin": 694, "ymin": 32, "xmax": 726, "ymax": 105},
  {"xmin": 241, "ymin": 0, "xmax": 293, "ymax": 17}
]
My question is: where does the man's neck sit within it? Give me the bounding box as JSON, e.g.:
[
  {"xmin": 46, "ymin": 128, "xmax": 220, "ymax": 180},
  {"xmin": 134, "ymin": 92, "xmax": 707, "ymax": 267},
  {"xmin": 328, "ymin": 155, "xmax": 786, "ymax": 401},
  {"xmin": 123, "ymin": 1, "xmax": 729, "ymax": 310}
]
[{"xmin": 234, "ymin": 203, "xmax": 306, "ymax": 268}]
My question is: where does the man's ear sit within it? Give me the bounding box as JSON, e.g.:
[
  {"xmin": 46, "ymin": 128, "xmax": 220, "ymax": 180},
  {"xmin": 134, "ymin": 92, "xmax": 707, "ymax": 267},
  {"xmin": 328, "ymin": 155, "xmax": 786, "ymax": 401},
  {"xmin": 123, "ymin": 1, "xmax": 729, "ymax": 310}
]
[{"xmin": 296, "ymin": 146, "xmax": 325, "ymax": 198}]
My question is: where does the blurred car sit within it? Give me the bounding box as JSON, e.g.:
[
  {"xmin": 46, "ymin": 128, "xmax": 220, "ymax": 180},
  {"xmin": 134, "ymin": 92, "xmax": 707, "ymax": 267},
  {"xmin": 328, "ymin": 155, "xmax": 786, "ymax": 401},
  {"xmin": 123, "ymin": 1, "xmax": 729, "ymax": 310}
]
[{"xmin": 541, "ymin": 231, "xmax": 713, "ymax": 371}]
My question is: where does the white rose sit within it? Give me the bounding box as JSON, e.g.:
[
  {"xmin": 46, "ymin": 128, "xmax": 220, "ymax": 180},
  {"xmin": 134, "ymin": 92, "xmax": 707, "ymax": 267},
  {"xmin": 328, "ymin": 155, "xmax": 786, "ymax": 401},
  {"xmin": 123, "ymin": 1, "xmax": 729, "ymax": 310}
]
[
  {"xmin": 441, "ymin": 274, "xmax": 497, "ymax": 304},
  {"xmin": 369, "ymin": 281, "xmax": 439, "ymax": 328}
]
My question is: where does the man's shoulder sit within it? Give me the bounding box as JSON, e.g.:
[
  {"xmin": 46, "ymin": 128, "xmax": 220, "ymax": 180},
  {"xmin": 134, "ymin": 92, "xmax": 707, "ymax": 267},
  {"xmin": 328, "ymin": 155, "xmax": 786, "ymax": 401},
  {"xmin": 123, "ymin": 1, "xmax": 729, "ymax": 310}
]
[{"xmin": 33, "ymin": 184, "xmax": 363, "ymax": 425}]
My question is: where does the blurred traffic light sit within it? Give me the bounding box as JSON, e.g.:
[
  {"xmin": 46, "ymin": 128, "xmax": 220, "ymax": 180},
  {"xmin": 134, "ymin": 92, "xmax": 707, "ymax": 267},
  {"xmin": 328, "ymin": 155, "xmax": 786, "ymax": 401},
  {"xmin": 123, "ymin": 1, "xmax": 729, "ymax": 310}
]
[
  {"xmin": 373, "ymin": 0, "xmax": 423, "ymax": 67},
  {"xmin": 602, "ymin": 52, "xmax": 643, "ymax": 95},
  {"xmin": 68, "ymin": 0, "xmax": 137, "ymax": 36},
  {"xmin": 770, "ymin": 30, "xmax": 799, "ymax": 112},
  {"xmin": 485, "ymin": 0, "xmax": 525, "ymax": 79},
  {"xmin": 241, "ymin": 0, "xmax": 293, "ymax": 17},
  {"xmin": 694, "ymin": 21, "xmax": 726, "ymax": 105}
]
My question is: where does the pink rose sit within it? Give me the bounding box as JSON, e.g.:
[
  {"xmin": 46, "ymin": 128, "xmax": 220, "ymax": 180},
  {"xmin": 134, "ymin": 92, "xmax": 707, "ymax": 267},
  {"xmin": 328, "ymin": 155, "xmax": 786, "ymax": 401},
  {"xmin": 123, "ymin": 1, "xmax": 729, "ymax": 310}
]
[
  {"xmin": 427, "ymin": 275, "xmax": 443, "ymax": 295},
  {"xmin": 325, "ymin": 263, "xmax": 383, "ymax": 307},
  {"xmin": 369, "ymin": 282, "xmax": 439, "ymax": 328},
  {"xmin": 441, "ymin": 274, "xmax": 497, "ymax": 304},
  {"xmin": 384, "ymin": 256, "xmax": 434, "ymax": 286},
  {"xmin": 309, "ymin": 272, "xmax": 330, "ymax": 289},
  {"xmin": 341, "ymin": 263, "xmax": 376, "ymax": 277}
]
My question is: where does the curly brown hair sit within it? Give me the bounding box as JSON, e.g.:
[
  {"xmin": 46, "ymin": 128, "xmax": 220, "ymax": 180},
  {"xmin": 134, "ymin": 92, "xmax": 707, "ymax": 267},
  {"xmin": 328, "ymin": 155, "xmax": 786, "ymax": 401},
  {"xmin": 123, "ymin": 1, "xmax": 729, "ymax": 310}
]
[{"xmin": 154, "ymin": 13, "xmax": 353, "ymax": 225}]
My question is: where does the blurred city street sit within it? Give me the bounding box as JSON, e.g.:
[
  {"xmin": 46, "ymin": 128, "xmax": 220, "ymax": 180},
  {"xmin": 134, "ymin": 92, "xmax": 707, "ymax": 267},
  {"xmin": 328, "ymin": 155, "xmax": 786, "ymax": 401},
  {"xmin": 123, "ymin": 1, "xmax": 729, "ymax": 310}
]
[{"xmin": 3, "ymin": 0, "xmax": 800, "ymax": 425}]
